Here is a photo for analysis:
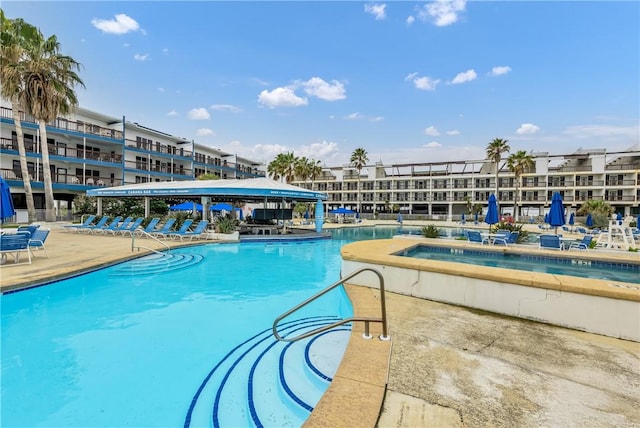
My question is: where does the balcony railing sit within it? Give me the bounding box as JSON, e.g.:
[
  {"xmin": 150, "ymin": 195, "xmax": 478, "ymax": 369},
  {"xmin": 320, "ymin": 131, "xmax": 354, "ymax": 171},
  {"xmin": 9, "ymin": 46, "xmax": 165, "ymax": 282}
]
[
  {"xmin": 1, "ymin": 168, "xmax": 123, "ymax": 187},
  {"xmin": 1, "ymin": 138, "xmax": 124, "ymax": 164}
]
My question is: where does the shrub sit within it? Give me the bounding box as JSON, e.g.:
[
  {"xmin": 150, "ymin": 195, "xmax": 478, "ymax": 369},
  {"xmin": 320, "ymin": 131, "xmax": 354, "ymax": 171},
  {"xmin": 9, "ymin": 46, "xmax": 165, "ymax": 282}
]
[
  {"xmin": 490, "ymin": 221, "xmax": 529, "ymax": 243},
  {"xmin": 216, "ymin": 217, "xmax": 237, "ymax": 234},
  {"xmin": 421, "ymin": 224, "xmax": 440, "ymax": 238}
]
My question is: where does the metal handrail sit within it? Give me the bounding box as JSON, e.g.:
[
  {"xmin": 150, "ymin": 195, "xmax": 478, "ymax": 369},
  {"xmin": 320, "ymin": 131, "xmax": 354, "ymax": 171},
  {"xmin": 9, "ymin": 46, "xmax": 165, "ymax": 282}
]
[
  {"xmin": 272, "ymin": 267, "xmax": 390, "ymax": 342},
  {"xmin": 131, "ymin": 229, "xmax": 170, "ymax": 254}
]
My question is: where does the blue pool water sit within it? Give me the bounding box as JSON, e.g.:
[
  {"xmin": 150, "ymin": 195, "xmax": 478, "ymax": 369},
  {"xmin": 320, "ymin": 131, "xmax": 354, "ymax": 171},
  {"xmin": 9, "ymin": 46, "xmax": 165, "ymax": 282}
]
[
  {"xmin": 1, "ymin": 240, "xmax": 354, "ymax": 427},
  {"xmin": 399, "ymin": 245, "xmax": 640, "ymax": 284}
]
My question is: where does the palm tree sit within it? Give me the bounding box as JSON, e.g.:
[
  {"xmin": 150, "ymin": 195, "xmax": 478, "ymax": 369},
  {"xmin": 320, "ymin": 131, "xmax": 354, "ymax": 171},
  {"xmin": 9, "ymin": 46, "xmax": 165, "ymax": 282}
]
[
  {"xmin": 0, "ymin": 13, "xmax": 38, "ymax": 222},
  {"xmin": 506, "ymin": 150, "xmax": 534, "ymax": 222},
  {"xmin": 350, "ymin": 147, "xmax": 368, "ymax": 214},
  {"xmin": 294, "ymin": 156, "xmax": 311, "ymax": 183},
  {"xmin": 577, "ymin": 199, "xmax": 614, "ymax": 228},
  {"xmin": 486, "ymin": 138, "xmax": 510, "ymax": 198},
  {"xmin": 16, "ymin": 24, "xmax": 85, "ymax": 221},
  {"xmin": 268, "ymin": 152, "xmax": 297, "ymax": 183}
]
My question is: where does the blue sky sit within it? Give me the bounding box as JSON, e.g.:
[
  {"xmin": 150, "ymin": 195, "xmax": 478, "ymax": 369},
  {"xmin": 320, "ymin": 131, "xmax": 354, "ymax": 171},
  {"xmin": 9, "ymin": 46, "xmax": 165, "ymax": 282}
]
[{"xmin": 4, "ymin": 1, "xmax": 639, "ymax": 166}]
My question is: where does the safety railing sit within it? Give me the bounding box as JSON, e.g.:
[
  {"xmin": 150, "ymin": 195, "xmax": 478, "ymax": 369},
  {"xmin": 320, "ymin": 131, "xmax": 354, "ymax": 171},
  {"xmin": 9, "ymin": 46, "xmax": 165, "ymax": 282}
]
[
  {"xmin": 131, "ymin": 229, "xmax": 170, "ymax": 255},
  {"xmin": 272, "ymin": 267, "xmax": 390, "ymax": 342}
]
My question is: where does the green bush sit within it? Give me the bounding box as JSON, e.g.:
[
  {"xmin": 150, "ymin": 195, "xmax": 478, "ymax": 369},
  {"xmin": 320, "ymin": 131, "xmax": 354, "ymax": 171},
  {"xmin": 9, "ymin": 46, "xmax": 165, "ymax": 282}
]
[
  {"xmin": 421, "ymin": 224, "xmax": 440, "ymax": 238},
  {"xmin": 490, "ymin": 221, "xmax": 529, "ymax": 243},
  {"xmin": 216, "ymin": 217, "xmax": 237, "ymax": 234}
]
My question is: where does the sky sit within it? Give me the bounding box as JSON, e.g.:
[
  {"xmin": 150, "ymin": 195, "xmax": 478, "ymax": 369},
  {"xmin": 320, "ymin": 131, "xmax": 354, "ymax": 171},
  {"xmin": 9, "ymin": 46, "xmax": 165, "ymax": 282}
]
[{"xmin": 3, "ymin": 1, "xmax": 639, "ymax": 167}]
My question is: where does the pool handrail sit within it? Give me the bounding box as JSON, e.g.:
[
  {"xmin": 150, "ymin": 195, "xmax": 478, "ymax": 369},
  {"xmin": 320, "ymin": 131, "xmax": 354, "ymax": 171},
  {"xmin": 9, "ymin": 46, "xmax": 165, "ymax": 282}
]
[
  {"xmin": 272, "ymin": 267, "xmax": 390, "ymax": 342},
  {"xmin": 131, "ymin": 228, "xmax": 170, "ymax": 255}
]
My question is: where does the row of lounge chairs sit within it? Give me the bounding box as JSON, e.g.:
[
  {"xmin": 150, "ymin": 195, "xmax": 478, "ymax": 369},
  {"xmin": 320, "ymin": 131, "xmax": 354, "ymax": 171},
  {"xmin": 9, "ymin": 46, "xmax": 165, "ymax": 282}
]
[{"xmin": 64, "ymin": 215, "xmax": 210, "ymax": 240}]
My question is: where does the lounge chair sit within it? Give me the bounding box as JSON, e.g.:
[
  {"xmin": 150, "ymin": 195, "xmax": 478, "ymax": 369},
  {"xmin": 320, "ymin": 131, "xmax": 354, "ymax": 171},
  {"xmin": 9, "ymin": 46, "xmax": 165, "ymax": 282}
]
[
  {"xmin": 28, "ymin": 228, "xmax": 50, "ymax": 257},
  {"xmin": 150, "ymin": 218, "xmax": 177, "ymax": 238},
  {"xmin": 81, "ymin": 216, "xmax": 110, "ymax": 233},
  {"xmin": 16, "ymin": 224, "xmax": 40, "ymax": 238},
  {"xmin": 539, "ymin": 234, "xmax": 562, "ymax": 250},
  {"xmin": 96, "ymin": 216, "xmax": 132, "ymax": 235},
  {"xmin": 467, "ymin": 230, "xmax": 487, "ymax": 244},
  {"xmin": 134, "ymin": 217, "xmax": 161, "ymax": 237},
  {"xmin": 163, "ymin": 219, "xmax": 194, "ymax": 240},
  {"xmin": 171, "ymin": 220, "xmax": 209, "ymax": 241},
  {"xmin": 0, "ymin": 233, "xmax": 32, "ymax": 265},
  {"xmin": 116, "ymin": 217, "xmax": 145, "ymax": 236},
  {"xmin": 89, "ymin": 216, "xmax": 122, "ymax": 234},
  {"xmin": 568, "ymin": 235, "xmax": 593, "ymax": 251},
  {"xmin": 494, "ymin": 231, "xmax": 519, "ymax": 246},
  {"xmin": 63, "ymin": 215, "xmax": 96, "ymax": 232}
]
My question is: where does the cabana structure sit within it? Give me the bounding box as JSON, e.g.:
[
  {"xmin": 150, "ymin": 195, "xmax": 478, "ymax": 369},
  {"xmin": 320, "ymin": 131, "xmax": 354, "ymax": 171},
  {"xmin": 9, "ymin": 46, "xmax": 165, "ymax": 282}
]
[{"xmin": 86, "ymin": 177, "xmax": 328, "ymax": 232}]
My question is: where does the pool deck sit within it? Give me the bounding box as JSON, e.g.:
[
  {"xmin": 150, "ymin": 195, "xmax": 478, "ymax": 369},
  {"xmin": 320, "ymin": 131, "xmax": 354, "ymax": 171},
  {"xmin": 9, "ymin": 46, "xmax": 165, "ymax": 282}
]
[{"xmin": 1, "ymin": 221, "xmax": 639, "ymax": 427}]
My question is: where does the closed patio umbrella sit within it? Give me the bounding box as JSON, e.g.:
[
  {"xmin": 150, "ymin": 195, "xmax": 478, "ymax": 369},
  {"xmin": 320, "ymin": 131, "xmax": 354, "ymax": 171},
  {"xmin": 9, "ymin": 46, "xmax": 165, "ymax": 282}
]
[
  {"xmin": 485, "ymin": 194, "xmax": 499, "ymax": 231},
  {"xmin": 616, "ymin": 212, "xmax": 622, "ymax": 225},
  {"xmin": 397, "ymin": 213, "xmax": 403, "ymax": 224},
  {"xmin": 585, "ymin": 213, "xmax": 593, "ymax": 227},
  {"xmin": 461, "ymin": 213, "xmax": 466, "ymax": 224},
  {"xmin": 548, "ymin": 192, "xmax": 566, "ymax": 234},
  {"xmin": 568, "ymin": 213, "xmax": 575, "ymax": 231},
  {"xmin": 0, "ymin": 177, "xmax": 15, "ymax": 223}
]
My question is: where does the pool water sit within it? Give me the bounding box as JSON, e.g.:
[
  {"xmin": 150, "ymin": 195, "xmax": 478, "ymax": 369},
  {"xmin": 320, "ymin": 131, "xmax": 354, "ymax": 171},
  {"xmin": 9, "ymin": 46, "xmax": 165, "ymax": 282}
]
[
  {"xmin": 400, "ymin": 245, "xmax": 640, "ymax": 284},
  {"xmin": 1, "ymin": 240, "xmax": 353, "ymax": 427}
]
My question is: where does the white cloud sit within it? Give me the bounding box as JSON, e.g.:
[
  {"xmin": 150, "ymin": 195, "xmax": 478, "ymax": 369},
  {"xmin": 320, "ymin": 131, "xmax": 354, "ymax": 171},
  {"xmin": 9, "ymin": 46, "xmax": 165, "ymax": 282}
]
[
  {"xmin": 446, "ymin": 130, "xmax": 460, "ymax": 135},
  {"xmin": 406, "ymin": 73, "xmax": 440, "ymax": 91},
  {"xmin": 450, "ymin": 69, "xmax": 477, "ymax": 84},
  {"xmin": 162, "ymin": 48, "xmax": 169, "ymax": 55},
  {"xmin": 251, "ymin": 143, "xmax": 291, "ymax": 160},
  {"xmin": 489, "ymin": 66, "xmax": 512, "ymax": 76},
  {"xmin": 133, "ymin": 53, "xmax": 150, "ymax": 61},
  {"xmin": 167, "ymin": 110, "xmax": 178, "ymax": 117},
  {"xmin": 424, "ymin": 126, "xmax": 440, "ymax": 136},
  {"xmin": 196, "ymin": 128, "xmax": 215, "ymax": 137},
  {"xmin": 158, "ymin": 87, "xmax": 165, "ymax": 92},
  {"xmin": 91, "ymin": 14, "xmax": 140, "ymax": 35},
  {"xmin": 364, "ymin": 3, "xmax": 387, "ymax": 20},
  {"xmin": 406, "ymin": 16, "xmax": 415, "ymax": 25},
  {"xmin": 258, "ymin": 87, "xmax": 308, "ymax": 108},
  {"xmin": 300, "ymin": 77, "xmax": 346, "ymax": 101},
  {"xmin": 345, "ymin": 112, "xmax": 363, "ymax": 120},
  {"xmin": 299, "ymin": 140, "xmax": 340, "ymax": 159},
  {"xmin": 561, "ymin": 124, "xmax": 639, "ymax": 139},
  {"xmin": 423, "ymin": 141, "xmax": 442, "ymax": 148},
  {"xmin": 211, "ymin": 104, "xmax": 242, "ymax": 113},
  {"xmin": 188, "ymin": 108, "xmax": 210, "ymax": 120},
  {"xmin": 417, "ymin": 0, "xmax": 467, "ymax": 27},
  {"xmin": 516, "ymin": 123, "xmax": 541, "ymax": 135},
  {"xmin": 370, "ymin": 116, "xmax": 384, "ymax": 122}
]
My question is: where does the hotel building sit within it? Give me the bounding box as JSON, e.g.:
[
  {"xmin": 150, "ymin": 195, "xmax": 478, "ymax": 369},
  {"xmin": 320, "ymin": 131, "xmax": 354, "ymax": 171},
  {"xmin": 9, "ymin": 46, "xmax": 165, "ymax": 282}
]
[
  {"xmin": 294, "ymin": 147, "xmax": 640, "ymax": 220},
  {"xmin": 0, "ymin": 102, "xmax": 265, "ymax": 222}
]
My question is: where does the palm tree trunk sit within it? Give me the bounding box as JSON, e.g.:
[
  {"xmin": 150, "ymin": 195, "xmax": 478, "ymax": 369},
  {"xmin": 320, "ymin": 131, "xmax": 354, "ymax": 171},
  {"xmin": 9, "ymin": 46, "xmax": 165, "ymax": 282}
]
[
  {"xmin": 514, "ymin": 178, "xmax": 520, "ymax": 222},
  {"xmin": 357, "ymin": 175, "xmax": 361, "ymax": 214},
  {"xmin": 12, "ymin": 101, "xmax": 37, "ymax": 222},
  {"xmin": 38, "ymin": 121, "xmax": 56, "ymax": 222}
]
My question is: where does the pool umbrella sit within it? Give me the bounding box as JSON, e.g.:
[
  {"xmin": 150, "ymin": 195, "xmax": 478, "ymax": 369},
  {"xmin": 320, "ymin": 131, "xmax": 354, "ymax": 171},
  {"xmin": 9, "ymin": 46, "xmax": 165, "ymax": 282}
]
[
  {"xmin": 548, "ymin": 192, "xmax": 566, "ymax": 234},
  {"xmin": 637, "ymin": 214, "xmax": 640, "ymax": 228},
  {"xmin": 474, "ymin": 212, "xmax": 479, "ymax": 224},
  {"xmin": 544, "ymin": 212, "xmax": 549, "ymax": 225},
  {"xmin": 397, "ymin": 213, "xmax": 403, "ymax": 224},
  {"xmin": 170, "ymin": 201, "xmax": 203, "ymax": 211},
  {"xmin": 329, "ymin": 207, "xmax": 355, "ymax": 214},
  {"xmin": 211, "ymin": 203, "xmax": 234, "ymax": 212},
  {"xmin": 616, "ymin": 212, "xmax": 622, "ymax": 225},
  {"xmin": 585, "ymin": 213, "xmax": 593, "ymax": 228},
  {"xmin": 0, "ymin": 177, "xmax": 15, "ymax": 223},
  {"xmin": 485, "ymin": 194, "xmax": 499, "ymax": 231},
  {"xmin": 568, "ymin": 213, "xmax": 575, "ymax": 231},
  {"xmin": 461, "ymin": 213, "xmax": 466, "ymax": 224},
  {"xmin": 303, "ymin": 210, "xmax": 309, "ymax": 219}
]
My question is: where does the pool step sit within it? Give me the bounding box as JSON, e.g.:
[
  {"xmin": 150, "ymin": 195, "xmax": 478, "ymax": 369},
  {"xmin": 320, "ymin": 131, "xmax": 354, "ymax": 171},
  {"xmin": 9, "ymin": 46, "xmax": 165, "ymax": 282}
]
[
  {"xmin": 184, "ymin": 316, "xmax": 351, "ymax": 428},
  {"xmin": 109, "ymin": 253, "xmax": 205, "ymax": 276}
]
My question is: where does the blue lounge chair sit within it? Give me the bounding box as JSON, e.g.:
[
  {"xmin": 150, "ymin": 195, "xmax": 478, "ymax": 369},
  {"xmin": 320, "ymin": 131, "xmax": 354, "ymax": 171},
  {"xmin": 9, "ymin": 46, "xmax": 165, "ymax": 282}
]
[
  {"xmin": 134, "ymin": 218, "xmax": 161, "ymax": 237},
  {"xmin": 150, "ymin": 218, "xmax": 177, "ymax": 238},
  {"xmin": 164, "ymin": 219, "xmax": 194, "ymax": 240},
  {"xmin": 0, "ymin": 233, "xmax": 32, "ymax": 265},
  {"xmin": 117, "ymin": 217, "xmax": 145, "ymax": 236},
  {"xmin": 494, "ymin": 231, "xmax": 519, "ymax": 246},
  {"xmin": 172, "ymin": 220, "xmax": 209, "ymax": 241},
  {"xmin": 539, "ymin": 234, "xmax": 562, "ymax": 250},
  {"xmin": 81, "ymin": 216, "xmax": 110, "ymax": 233},
  {"xmin": 63, "ymin": 215, "xmax": 96, "ymax": 232},
  {"xmin": 467, "ymin": 230, "xmax": 487, "ymax": 244},
  {"xmin": 568, "ymin": 235, "xmax": 593, "ymax": 251},
  {"xmin": 28, "ymin": 228, "xmax": 50, "ymax": 257},
  {"xmin": 97, "ymin": 216, "xmax": 132, "ymax": 235},
  {"xmin": 16, "ymin": 224, "xmax": 40, "ymax": 238},
  {"xmin": 90, "ymin": 216, "xmax": 122, "ymax": 234}
]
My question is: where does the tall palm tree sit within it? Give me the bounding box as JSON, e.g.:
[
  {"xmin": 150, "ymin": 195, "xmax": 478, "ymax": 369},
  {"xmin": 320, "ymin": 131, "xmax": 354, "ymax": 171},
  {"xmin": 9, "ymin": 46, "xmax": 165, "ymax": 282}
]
[
  {"xmin": 0, "ymin": 13, "xmax": 37, "ymax": 221},
  {"xmin": 350, "ymin": 147, "xmax": 368, "ymax": 214},
  {"xmin": 506, "ymin": 150, "xmax": 534, "ymax": 222},
  {"xmin": 16, "ymin": 25, "xmax": 85, "ymax": 222},
  {"xmin": 294, "ymin": 156, "xmax": 311, "ymax": 183},
  {"xmin": 268, "ymin": 152, "xmax": 297, "ymax": 183},
  {"xmin": 486, "ymin": 138, "xmax": 510, "ymax": 198}
]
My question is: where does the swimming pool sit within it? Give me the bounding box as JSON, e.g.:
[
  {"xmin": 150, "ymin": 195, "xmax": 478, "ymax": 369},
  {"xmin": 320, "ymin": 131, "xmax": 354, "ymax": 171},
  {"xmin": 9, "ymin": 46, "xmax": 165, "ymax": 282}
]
[
  {"xmin": 1, "ymin": 240, "xmax": 353, "ymax": 427},
  {"xmin": 398, "ymin": 244, "xmax": 640, "ymax": 284}
]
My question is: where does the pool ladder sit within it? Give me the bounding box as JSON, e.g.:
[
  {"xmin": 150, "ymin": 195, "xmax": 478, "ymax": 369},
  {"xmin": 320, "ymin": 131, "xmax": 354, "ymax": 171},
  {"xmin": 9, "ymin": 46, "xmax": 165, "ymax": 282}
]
[
  {"xmin": 272, "ymin": 267, "xmax": 390, "ymax": 342},
  {"xmin": 131, "ymin": 229, "xmax": 170, "ymax": 255}
]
